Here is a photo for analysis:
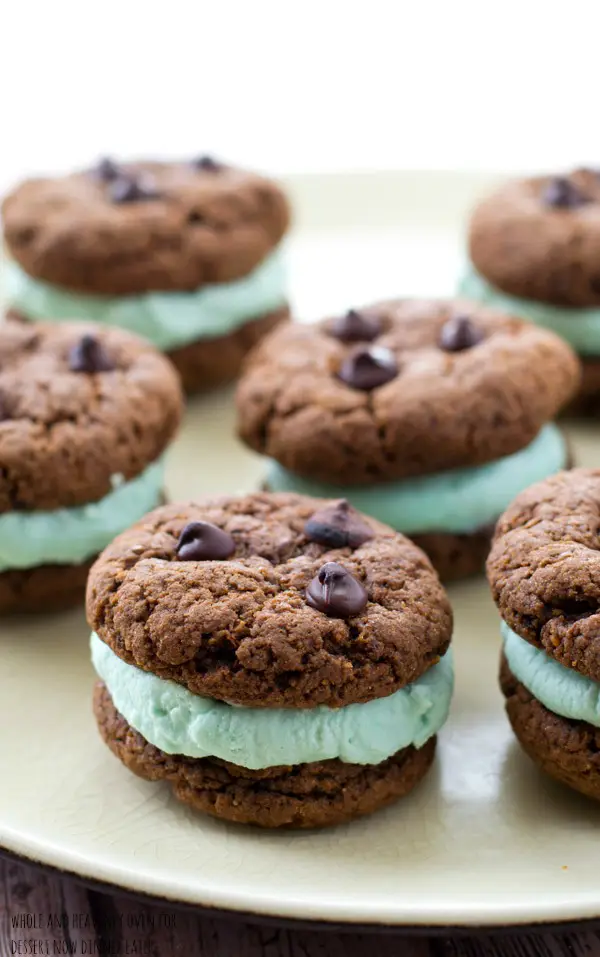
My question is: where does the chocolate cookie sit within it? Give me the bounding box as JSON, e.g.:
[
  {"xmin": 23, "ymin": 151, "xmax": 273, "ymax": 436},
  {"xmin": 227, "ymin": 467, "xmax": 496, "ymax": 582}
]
[
  {"xmin": 87, "ymin": 492, "xmax": 451, "ymax": 708},
  {"xmin": 94, "ymin": 682, "xmax": 436, "ymax": 829},
  {"xmin": 237, "ymin": 299, "xmax": 577, "ymax": 580},
  {"xmin": 500, "ymin": 657, "xmax": 600, "ymax": 802},
  {"xmin": 2, "ymin": 157, "xmax": 291, "ymax": 394},
  {"xmin": 0, "ymin": 319, "xmax": 182, "ymax": 613},
  {"xmin": 89, "ymin": 491, "xmax": 453, "ymax": 828},
  {"xmin": 488, "ymin": 469, "xmax": 600, "ymax": 681},
  {"xmin": 3, "ymin": 159, "xmax": 290, "ymax": 295},
  {"xmin": 468, "ymin": 170, "xmax": 600, "ymax": 308}
]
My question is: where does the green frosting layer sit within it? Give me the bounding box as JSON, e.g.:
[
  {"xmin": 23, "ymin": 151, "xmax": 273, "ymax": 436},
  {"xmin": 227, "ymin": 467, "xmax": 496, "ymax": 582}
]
[
  {"xmin": 266, "ymin": 424, "xmax": 566, "ymax": 534},
  {"xmin": 503, "ymin": 622, "xmax": 600, "ymax": 728},
  {"xmin": 459, "ymin": 265, "xmax": 600, "ymax": 356},
  {"xmin": 0, "ymin": 459, "xmax": 164, "ymax": 571},
  {"xmin": 5, "ymin": 249, "xmax": 287, "ymax": 351},
  {"xmin": 91, "ymin": 633, "xmax": 454, "ymax": 770}
]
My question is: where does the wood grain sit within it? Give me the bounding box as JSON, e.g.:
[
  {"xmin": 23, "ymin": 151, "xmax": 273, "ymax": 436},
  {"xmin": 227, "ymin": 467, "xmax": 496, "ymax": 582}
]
[{"xmin": 1, "ymin": 859, "xmax": 600, "ymax": 957}]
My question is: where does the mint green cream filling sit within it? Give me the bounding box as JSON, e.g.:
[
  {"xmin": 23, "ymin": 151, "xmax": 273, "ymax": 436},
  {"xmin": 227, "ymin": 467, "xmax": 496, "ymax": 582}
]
[
  {"xmin": 266, "ymin": 424, "xmax": 566, "ymax": 535},
  {"xmin": 459, "ymin": 265, "xmax": 600, "ymax": 356},
  {"xmin": 503, "ymin": 622, "xmax": 600, "ymax": 728},
  {"xmin": 91, "ymin": 634, "xmax": 454, "ymax": 769},
  {"xmin": 0, "ymin": 459, "xmax": 164, "ymax": 572},
  {"xmin": 4, "ymin": 249, "xmax": 287, "ymax": 351}
]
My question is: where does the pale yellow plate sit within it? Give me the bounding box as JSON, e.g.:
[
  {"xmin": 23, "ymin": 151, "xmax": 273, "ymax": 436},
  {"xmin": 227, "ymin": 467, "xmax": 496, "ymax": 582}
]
[{"xmin": 1, "ymin": 170, "xmax": 599, "ymax": 929}]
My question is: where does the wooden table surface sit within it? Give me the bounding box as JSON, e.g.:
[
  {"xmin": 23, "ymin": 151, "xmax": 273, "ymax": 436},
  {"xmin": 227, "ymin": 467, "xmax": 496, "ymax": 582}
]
[{"xmin": 1, "ymin": 859, "xmax": 599, "ymax": 957}]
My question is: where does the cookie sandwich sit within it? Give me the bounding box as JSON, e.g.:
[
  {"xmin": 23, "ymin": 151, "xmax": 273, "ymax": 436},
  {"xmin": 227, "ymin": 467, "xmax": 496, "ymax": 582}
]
[
  {"xmin": 2, "ymin": 156, "xmax": 290, "ymax": 393},
  {"xmin": 461, "ymin": 168, "xmax": 600, "ymax": 413},
  {"xmin": 236, "ymin": 299, "xmax": 579, "ymax": 580},
  {"xmin": 0, "ymin": 320, "xmax": 182, "ymax": 613},
  {"xmin": 89, "ymin": 492, "xmax": 453, "ymax": 828},
  {"xmin": 489, "ymin": 470, "xmax": 600, "ymax": 800}
]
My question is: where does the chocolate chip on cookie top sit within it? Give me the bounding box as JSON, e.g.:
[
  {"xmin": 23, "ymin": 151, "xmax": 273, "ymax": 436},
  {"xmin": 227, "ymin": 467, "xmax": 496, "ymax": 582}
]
[
  {"xmin": 328, "ymin": 309, "xmax": 382, "ymax": 342},
  {"xmin": 487, "ymin": 469, "xmax": 600, "ymax": 682},
  {"xmin": 468, "ymin": 169, "xmax": 600, "ymax": 306},
  {"xmin": 304, "ymin": 499, "xmax": 374, "ymax": 549},
  {"xmin": 0, "ymin": 320, "xmax": 182, "ymax": 513},
  {"xmin": 86, "ymin": 492, "xmax": 452, "ymax": 709},
  {"xmin": 176, "ymin": 521, "xmax": 236, "ymax": 561},
  {"xmin": 236, "ymin": 299, "xmax": 579, "ymax": 485},
  {"xmin": 2, "ymin": 160, "xmax": 290, "ymax": 296},
  {"xmin": 69, "ymin": 333, "xmax": 115, "ymax": 373}
]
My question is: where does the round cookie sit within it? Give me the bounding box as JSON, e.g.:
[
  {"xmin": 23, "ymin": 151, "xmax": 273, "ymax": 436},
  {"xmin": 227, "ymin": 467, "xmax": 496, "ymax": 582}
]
[
  {"xmin": 468, "ymin": 169, "xmax": 600, "ymax": 308},
  {"xmin": 89, "ymin": 491, "xmax": 454, "ymax": 828},
  {"xmin": 236, "ymin": 300, "xmax": 578, "ymax": 580},
  {"xmin": 488, "ymin": 469, "xmax": 600, "ymax": 682},
  {"xmin": 0, "ymin": 320, "xmax": 182, "ymax": 612},
  {"xmin": 2, "ymin": 157, "xmax": 291, "ymax": 393},
  {"xmin": 237, "ymin": 300, "xmax": 577, "ymax": 485},
  {"xmin": 462, "ymin": 169, "xmax": 600, "ymax": 414},
  {"xmin": 94, "ymin": 682, "xmax": 436, "ymax": 829},
  {"xmin": 3, "ymin": 159, "xmax": 289, "ymax": 295},
  {"xmin": 500, "ymin": 657, "xmax": 600, "ymax": 802}
]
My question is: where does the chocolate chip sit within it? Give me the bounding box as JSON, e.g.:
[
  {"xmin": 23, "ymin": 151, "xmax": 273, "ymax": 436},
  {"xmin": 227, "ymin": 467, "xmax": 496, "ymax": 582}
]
[
  {"xmin": 94, "ymin": 157, "xmax": 122, "ymax": 182},
  {"xmin": 542, "ymin": 177, "xmax": 590, "ymax": 209},
  {"xmin": 337, "ymin": 346, "xmax": 398, "ymax": 390},
  {"xmin": 108, "ymin": 175, "xmax": 161, "ymax": 204},
  {"xmin": 329, "ymin": 309, "xmax": 381, "ymax": 342},
  {"xmin": 192, "ymin": 155, "xmax": 223, "ymax": 172},
  {"xmin": 306, "ymin": 562, "xmax": 368, "ymax": 618},
  {"xmin": 439, "ymin": 315, "xmax": 483, "ymax": 352},
  {"xmin": 305, "ymin": 500, "xmax": 374, "ymax": 549},
  {"xmin": 176, "ymin": 522, "xmax": 235, "ymax": 561},
  {"xmin": 69, "ymin": 334, "xmax": 115, "ymax": 373}
]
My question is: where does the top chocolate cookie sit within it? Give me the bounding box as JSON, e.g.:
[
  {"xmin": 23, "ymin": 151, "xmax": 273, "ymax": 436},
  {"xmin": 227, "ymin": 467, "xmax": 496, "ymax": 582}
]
[
  {"xmin": 236, "ymin": 299, "xmax": 579, "ymax": 485},
  {"xmin": 469, "ymin": 169, "xmax": 600, "ymax": 307},
  {"xmin": 0, "ymin": 320, "xmax": 182, "ymax": 511},
  {"xmin": 2, "ymin": 158, "xmax": 290, "ymax": 296},
  {"xmin": 488, "ymin": 469, "xmax": 600, "ymax": 682},
  {"xmin": 86, "ymin": 492, "xmax": 452, "ymax": 709}
]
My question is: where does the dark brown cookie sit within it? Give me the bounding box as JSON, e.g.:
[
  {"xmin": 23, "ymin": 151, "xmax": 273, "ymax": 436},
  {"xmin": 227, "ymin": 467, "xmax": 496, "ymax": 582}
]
[
  {"xmin": 468, "ymin": 169, "xmax": 600, "ymax": 307},
  {"xmin": 0, "ymin": 557, "xmax": 94, "ymax": 614},
  {"xmin": 167, "ymin": 307, "xmax": 289, "ymax": 393},
  {"xmin": 500, "ymin": 656, "xmax": 600, "ymax": 801},
  {"xmin": 2, "ymin": 160, "xmax": 290, "ymax": 296},
  {"xmin": 488, "ymin": 469, "xmax": 600, "ymax": 682},
  {"xmin": 411, "ymin": 525, "xmax": 495, "ymax": 582},
  {"xmin": 562, "ymin": 356, "xmax": 600, "ymax": 416},
  {"xmin": 236, "ymin": 300, "xmax": 579, "ymax": 485},
  {"xmin": 0, "ymin": 320, "xmax": 182, "ymax": 511},
  {"xmin": 94, "ymin": 682, "xmax": 436, "ymax": 828},
  {"xmin": 86, "ymin": 492, "xmax": 452, "ymax": 708}
]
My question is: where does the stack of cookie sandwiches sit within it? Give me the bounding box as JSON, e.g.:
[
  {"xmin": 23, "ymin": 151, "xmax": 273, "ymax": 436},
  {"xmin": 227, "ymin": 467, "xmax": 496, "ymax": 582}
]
[
  {"xmin": 0, "ymin": 320, "xmax": 182, "ymax": 613},
  {"xmin": 489, "ymin": 469, "xmax": 600, "ymax": 801},
  {"xmin": 236, "ymin": 299, "xmax": 579, "ymax": 580},
  {"xmin": 2, "ymin": 156, "xmax": 291, "ymax": 393},
  {"xmin": 460, "ymin": 168, "xmax": 600, "ymax": 413},
  {"xmin": 88, "ymin": 492, "xmax": 454, "ymax": 828}
]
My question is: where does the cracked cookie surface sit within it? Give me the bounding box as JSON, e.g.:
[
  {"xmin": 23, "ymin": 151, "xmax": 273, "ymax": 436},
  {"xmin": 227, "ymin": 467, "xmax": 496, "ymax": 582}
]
[
  {"xmin": 2, "ymin": 160, "xmax": 290, "ymax": 296},
  {"xmin": 500, "ymin": 656, "xmax": 600, "ymax": 801},
  {"xmin": 94, "ymin": 681, "xmax": 436, "ymax": 828},
  {"xmin": 0, "ymin": 320, "xmax": 182, "ymax": 511},
  {"xmin": 488, "ymin": 469, "xmax": 600, "ymax": 682},
  {"xmin": 86, "ymin": 492, "xmax": 452, "ymax": 708},
  {"xmin": 469, "ymin": 170, "xmax": 600, "ymax": 307},
  {"xmin": 235, "ymin": 299, "xmax": 579, "ymax": 485}
]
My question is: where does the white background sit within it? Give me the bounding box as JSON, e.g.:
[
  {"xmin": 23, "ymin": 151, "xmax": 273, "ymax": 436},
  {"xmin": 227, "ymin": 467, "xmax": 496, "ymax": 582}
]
[{"xmin": 1, "ymin": 0, "xmax": 599, "ymax": 190}]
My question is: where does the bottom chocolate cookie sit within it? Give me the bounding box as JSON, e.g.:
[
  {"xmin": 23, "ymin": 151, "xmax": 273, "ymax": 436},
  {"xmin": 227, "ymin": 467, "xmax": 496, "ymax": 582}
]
[
  {"xmin": 411, "ymin": 525, "xmax": 495, "ymax": 582},
  {"xmin": 500, "ymin": 656, "xmax": 600, "ymax": 801},
  {"xmin": 0, "ymin": 558, "xmax": 95, "ymax": 614},
  {"xmin": 168, "ymin": 308, "xmax": 289, "ymax": 394},
  {"xmin": 94, "ymin": 682, "xmax": 436, "ymax": 829}
]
